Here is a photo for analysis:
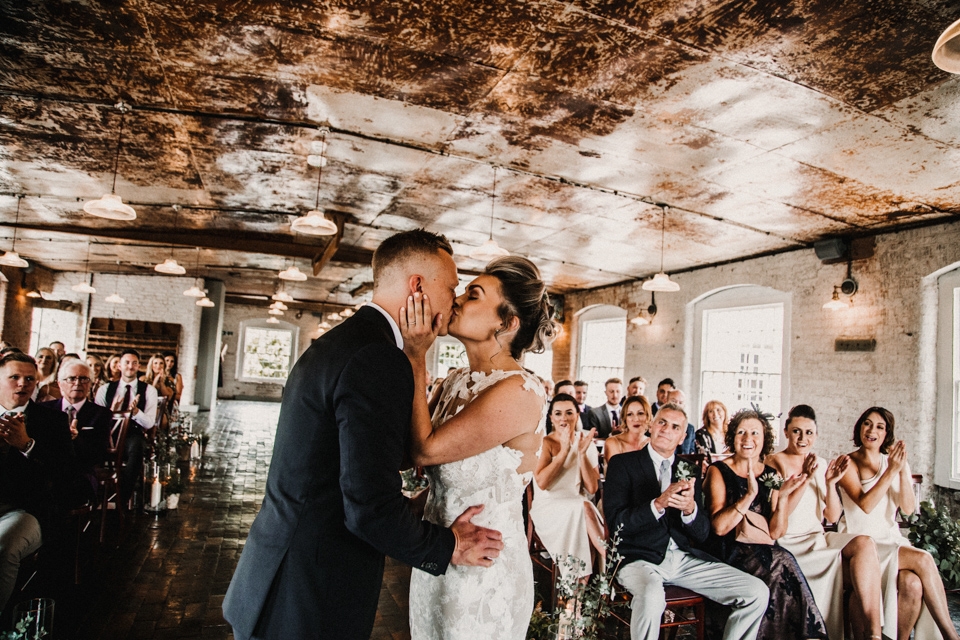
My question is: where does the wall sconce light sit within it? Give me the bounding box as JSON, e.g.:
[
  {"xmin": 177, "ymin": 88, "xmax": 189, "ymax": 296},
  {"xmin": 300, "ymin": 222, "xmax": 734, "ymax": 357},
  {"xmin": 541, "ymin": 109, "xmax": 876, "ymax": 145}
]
[
  {"xmin": 823, "ymin": 258, "xmax": 858, "ymax": 311},
  {"xmin": 630, "ymin": 291, "xmax": 659, "ymax": 325}
]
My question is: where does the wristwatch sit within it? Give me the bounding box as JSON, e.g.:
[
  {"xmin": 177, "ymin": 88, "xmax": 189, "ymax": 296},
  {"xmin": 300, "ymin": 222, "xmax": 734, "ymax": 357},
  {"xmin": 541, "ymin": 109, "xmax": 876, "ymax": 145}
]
[{"xmin": 20, "ymin": 438, "xmax": 35, "ymax": 454}]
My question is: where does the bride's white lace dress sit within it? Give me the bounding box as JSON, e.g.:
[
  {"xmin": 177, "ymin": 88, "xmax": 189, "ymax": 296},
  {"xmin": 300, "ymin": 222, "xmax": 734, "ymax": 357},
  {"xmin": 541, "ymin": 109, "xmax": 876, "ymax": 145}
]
[{"xmin": 409, "ymin": 367, "xmax": 545, "ymax": 639}]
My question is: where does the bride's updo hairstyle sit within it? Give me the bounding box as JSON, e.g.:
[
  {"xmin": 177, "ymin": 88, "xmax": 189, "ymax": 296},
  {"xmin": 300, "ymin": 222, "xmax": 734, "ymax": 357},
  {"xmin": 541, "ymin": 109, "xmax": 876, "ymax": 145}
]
[{"xmin": 483, "ymin": 256, "xmax": 558, "ymax": 360}]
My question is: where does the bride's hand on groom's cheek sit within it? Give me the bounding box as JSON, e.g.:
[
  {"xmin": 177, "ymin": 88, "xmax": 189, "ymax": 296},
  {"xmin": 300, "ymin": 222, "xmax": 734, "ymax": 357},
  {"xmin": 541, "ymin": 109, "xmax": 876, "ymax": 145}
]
[
  {"xmin": 450, "ymin": 504, "xmax": 504, "ymax": 568},
  {"xmin": 401, "ymin": 292, "xmax": 441, "ymax": 360}
]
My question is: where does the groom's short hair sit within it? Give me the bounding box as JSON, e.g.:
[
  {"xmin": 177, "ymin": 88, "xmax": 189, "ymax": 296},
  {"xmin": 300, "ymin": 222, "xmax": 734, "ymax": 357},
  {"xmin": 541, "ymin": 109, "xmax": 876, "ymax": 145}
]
[{"xmin": 372, "ymin": 229, "xmax": 454, "ymax": 284}]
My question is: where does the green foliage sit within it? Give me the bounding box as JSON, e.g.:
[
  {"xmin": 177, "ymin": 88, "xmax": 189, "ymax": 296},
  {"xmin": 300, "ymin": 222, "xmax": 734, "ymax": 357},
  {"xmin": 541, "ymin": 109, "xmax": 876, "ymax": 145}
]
[
  {"xmin": 526, "ymin": 602, "xmax": 555, "ymax": 640},
  {"xmin": 906, "ymin": 500, "xmax": 960, "ymax": 590}
]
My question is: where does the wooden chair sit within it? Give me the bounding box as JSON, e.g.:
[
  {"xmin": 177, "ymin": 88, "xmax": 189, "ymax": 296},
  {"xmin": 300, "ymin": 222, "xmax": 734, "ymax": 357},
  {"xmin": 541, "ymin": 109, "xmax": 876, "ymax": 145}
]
[
  {"xmin": 96, "ymin": 411, "xmax": 131, "ymax": 543},
  {"xmin": 524, "ymin": 482, "xmax": 558, "ymax": 611},
  {"xmin": 607, "ymin": 579, "xmax": 706, "ymax": 640}
]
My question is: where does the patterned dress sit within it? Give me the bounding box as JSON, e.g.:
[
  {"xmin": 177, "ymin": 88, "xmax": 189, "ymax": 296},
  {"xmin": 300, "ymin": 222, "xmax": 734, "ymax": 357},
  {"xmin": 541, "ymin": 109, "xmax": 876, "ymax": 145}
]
[
  {"xmin": 409, "ymin": 368, "xmax": 545, "ymax": 640},
  {"xmin": 710, "ymin": 462, "xmax": 828, "ymax": 640}
]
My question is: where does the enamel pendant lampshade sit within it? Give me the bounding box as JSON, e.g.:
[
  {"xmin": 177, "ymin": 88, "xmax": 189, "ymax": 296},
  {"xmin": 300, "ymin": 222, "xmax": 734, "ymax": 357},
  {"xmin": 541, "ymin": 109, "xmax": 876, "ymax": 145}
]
[
  {"xmin": 183, "ymin": 248, "xmax": 206, "ymax": 297},
  {"xmin": 266, "ymin": 316, "xmax": 280, "ymax": 324},
  {"xmin": 278, "ymin": 265, "xmax": 307, "ymax": 281},
  {"xmin": 933, "ymin": 18, "xmax": 960, "ymax": 73},
  {"xmin": 643, "ymin": 205, "xmax": 680, "ymax": 293},
  {"xmin": 292, "ymin": 128, "xmax": 338, "ymax": 236},
  {"xmin": 155, "ymin": 206, "xmax": 186, "ymax": 274},
  {"xmin": 272, "ymin": 289, "xmax": 294, "ymax": 302},
  {"xmin": 470, "ymin": 167, "xmax": 509, "ymax": 261},
  {"xmin": 196, "ymin": 297, "xmax": 215, "ymax": 307},
  {"xmin": 0, "ymin": 196, "xmax": 30, "ymax": 268},
  {"xmin": 105, "ymin": 261, "xmax": 125, "ymax": 303},
  {"xmin": 71, "ymin": 240, "xmax": 97, "ymax": 293},
  {"xmin": 83, "ymin": 102, "xmax": 137, "ymax": 221}
]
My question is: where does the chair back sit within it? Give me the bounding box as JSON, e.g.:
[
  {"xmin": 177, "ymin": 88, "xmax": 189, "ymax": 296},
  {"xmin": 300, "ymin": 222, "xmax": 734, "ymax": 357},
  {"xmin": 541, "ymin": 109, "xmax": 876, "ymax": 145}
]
[{"xmin": 107, "ymin": 411, "xmax": 131, "ymax": 469}]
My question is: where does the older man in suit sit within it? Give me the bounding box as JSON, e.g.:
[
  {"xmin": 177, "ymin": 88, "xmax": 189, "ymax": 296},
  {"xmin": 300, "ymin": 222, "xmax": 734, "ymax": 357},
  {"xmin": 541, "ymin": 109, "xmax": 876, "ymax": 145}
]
[
  {"xmin": 604, "ymin": 402, "xmax": 767, "ymax": 640},
  {"xmin": 43, "ymin": 360, "xmax": 111, "ymax": 505},
  {"xmin": 0, "ymin": 351, "xmax": 74, "ymax": 609},
  {"xmin": 224, "ymin": 230, "xmax": 504, "ymax": 640}
]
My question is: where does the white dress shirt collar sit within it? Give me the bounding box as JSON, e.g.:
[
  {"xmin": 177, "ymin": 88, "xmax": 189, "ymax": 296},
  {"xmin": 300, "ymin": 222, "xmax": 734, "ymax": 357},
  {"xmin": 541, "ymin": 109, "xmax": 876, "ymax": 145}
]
[
  {"xmin": 62, "ymin": 398, "xmax": 87, "ymax": 413},
  {"xmin": 0, "ymin": 402, "xmax": 26, "ymax": 414},
  {"xmin": 365, "ymin": 302, "xmax": 403, "ymax": 350}
]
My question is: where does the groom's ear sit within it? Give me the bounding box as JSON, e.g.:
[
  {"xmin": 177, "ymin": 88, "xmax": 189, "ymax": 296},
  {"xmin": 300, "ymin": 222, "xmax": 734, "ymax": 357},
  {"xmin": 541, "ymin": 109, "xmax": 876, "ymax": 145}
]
[{"xmin": 407, "ymin": 274, "xmax": 424, "ymax": 295}]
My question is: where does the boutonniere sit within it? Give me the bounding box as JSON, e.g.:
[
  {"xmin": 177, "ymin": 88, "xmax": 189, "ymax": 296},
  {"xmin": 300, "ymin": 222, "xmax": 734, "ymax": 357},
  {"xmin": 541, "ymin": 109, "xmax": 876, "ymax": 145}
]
[
  {"xmin": 758, "ymin": 471, "xmax": 784, "ymax": 491},
  {"xmin": 675, "ymin": 460, "xmax": 697, "ymax": 481}
]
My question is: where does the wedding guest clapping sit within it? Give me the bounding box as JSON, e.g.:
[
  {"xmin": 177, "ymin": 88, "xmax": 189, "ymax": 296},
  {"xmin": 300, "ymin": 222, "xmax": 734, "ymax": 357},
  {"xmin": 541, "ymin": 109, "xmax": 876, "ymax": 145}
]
[
  {"xmin": 704, "ymin": 408, "xmax": 828, "ymax": 639},
  {"xmin": 695, "ymin": 400, "xmax": 729, "ymax": 461},
  {"xmin": 766, "ymin": 404, "xmax": 882, "ymax": 640},
  {"xmin": 530, "ymin": 393, "xmax": 605, "ymax": 579},
  {"xmin": 604, "ymin": 402, "xmax": 768, "ymax": 640},
  {"xmin": 837, "ymin": 407, "xmax": 960, "ymax": 640},
  {"xmin": 85, "ymin": 354, "xmax": 109, "ymax": 401},
  {"xmin": 162, "ymin": 352, "xmax": 183, "ymax": 404},
  {"xmin": 603, "ymin": 395, "xmax": 650, "ymax": 465},
  {"xmin": 34, "ymin": 347, "xmax": 60, "ymax": 402}
]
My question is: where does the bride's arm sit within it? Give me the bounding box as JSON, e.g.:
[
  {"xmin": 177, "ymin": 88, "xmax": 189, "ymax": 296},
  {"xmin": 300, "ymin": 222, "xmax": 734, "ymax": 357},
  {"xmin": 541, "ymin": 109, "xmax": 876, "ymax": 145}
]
[{"xmin": 402, "ymin": 293, "xmax": 544, "ymax": 466}]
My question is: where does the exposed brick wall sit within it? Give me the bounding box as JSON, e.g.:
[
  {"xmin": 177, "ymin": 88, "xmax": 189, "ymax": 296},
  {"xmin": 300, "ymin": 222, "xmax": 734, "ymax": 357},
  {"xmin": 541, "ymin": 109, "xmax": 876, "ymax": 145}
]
[
  {"xmin": 561, "ymin": 220, "xmax": 960, "ymax": 488},
  {"xmin": 1, "ymin": 264, "xmax": 56, "ymax": 351}
]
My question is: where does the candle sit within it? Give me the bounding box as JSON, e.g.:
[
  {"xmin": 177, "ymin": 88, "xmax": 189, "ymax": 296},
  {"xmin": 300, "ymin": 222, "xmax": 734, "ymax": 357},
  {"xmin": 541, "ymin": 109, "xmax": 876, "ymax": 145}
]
[
  {"xmin": 190, "ymin": 441, "xmax": 200, "ymax": 459},
  {"xmin": 150, "ymin": 476, "xmax": 162, "ymax": 508}
]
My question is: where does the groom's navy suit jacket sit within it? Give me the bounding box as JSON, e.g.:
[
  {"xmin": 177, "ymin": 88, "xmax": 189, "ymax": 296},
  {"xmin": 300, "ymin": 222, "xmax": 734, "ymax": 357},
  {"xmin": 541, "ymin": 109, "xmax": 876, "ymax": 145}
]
[
  {"xmin": 223, "ymin": 306, "xmax": 455, "ymax": 640},
  {"xmin": 603, "ymin": 447, "xmax": 712, "ymax": 566}
]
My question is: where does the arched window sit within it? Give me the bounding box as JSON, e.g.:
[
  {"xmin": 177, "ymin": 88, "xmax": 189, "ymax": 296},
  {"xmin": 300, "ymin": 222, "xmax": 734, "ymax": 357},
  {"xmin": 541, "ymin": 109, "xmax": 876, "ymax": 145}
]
[
  {"xmin": 935, "ymin": 266, "xmax": 960, "ymax": 487},
  {"xmin": 577, "ymin": 305, "xmax": 626, "ymax": 407},
  {"xmin": 691, "ymin": 286, "xmax": 790, "ymax": 419}
]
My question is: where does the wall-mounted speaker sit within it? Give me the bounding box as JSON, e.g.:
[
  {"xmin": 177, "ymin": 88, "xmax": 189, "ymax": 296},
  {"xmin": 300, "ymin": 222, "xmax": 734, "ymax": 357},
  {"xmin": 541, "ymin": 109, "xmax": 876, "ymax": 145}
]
[{"xmin": 814, "ymin": 238, "xmax": 847, "ymax": 262}]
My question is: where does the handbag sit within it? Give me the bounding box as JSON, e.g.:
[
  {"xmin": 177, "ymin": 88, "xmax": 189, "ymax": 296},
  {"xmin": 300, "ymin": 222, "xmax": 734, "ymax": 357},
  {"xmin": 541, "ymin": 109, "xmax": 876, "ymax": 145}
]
[{"xmin": 735, "ymin": 508, "xmax": 774, "ymax": 545}]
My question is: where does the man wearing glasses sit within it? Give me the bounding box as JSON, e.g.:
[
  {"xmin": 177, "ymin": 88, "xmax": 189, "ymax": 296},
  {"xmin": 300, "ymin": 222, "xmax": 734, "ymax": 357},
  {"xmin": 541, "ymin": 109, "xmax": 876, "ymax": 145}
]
[{"xmin": 43, "ymin": 360, "xmax": 111, "ymax": 505}]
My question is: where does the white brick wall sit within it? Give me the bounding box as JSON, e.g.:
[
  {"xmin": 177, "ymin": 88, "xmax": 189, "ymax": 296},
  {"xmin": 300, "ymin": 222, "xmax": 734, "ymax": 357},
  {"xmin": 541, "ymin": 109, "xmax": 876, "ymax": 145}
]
[
  {"xmin": 563, "ymin": 220, "xmax": 960, "ymax": 485},
  {"xmin": 49, "ymin": 272, "xmax": 203, "ymax": 406}
]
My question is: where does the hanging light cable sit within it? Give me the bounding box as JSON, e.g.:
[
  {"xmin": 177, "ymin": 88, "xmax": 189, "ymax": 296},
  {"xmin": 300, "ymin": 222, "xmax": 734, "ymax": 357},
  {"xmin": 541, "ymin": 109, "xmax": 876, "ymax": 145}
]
[
  {"xmin": 643, "ymin": 205, "xmax": 680, "ymax": 292},
  {"xmin": 71, "ymin": 239, "xmax": 97, "ymax": 293},
  {"xmin": 470, "ymin": 166, "xmax": 510, "ymax": 261},
  {"xmin": 105, "ymin": 260, "xmax": 125, "ymax": 304},
  {"xmin": 183, "ymin": 247, "xmax": 206, "ymax": 297},
  {"xmin": 155, "ymin": 205, "xmax": 186, "ymax": 274},
  {"xmin": 292, "ymin": 127, "xmax": 338, "ymax": 235},
  {"xmin": 0, "ymin": 195, "xmax": 30, "ymax": 268},
  {"xmin": 83, "ymin": 102, "xmax": 137, "ymax": 220}
]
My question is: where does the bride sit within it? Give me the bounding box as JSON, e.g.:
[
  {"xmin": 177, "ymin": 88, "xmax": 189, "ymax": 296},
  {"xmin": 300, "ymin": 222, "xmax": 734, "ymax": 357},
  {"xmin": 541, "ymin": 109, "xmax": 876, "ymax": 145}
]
[{"xmin": 400, "ymin": 255, "xmax": 557, "ymax": 640}]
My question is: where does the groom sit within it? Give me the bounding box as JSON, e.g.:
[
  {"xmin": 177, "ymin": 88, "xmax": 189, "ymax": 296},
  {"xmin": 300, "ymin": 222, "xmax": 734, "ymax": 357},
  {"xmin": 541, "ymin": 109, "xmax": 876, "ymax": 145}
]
[{"xmin": 224, "ymin": 230, "xmax": 504, "ymax": 640}]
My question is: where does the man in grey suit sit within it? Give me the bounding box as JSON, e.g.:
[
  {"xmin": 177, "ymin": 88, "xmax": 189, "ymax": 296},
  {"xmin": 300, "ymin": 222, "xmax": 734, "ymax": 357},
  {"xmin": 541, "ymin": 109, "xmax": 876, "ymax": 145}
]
[
  {"xmin": 585, "ymin": 377, "xmax": 623, "ymax": 438},
  {"xmin": 224, "ymin": 230, "xmax": 503, "ymax": 640}
]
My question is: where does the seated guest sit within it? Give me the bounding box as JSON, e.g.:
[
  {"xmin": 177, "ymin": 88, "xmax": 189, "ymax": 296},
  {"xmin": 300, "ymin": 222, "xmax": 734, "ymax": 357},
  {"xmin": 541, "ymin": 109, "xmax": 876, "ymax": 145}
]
[
  {"xmin": 603, "ymin": 395, "xmax": 651, "ymax": 465},
  {"xmin": 162, "ymin": 352, "xmax": 184, "ymax": 404},
  {"xmin": 531, "ymin": 394, "xmax": 604, "ymax": 578},
  {"xmin": 86, "ymin": 354, "xmax": 109, "ymax": 401},
  {"xmin": 95, "ymin": 349, "xmax": 158, "ymax": 506},
  {"xmin": 544, "ymin": 380, "xmax": 576, "ymax": 434},
  {"xmin": 105, "ymin": 355, "xmax": 121, "ymax": 382},
  {"xmin": 574, "ymin": 380, "xmax": 591, "ymax": 417},
  {"xmin": 0, "ymin": 351, "xmax": 74, "ymax": 609},
  {"xmin": 695, "ymin": 400, "xmax": 730, "ymax": 461},
  {"xmin": 585, "ymin": 377, "xmax": 623, "ymax": 438},
  {"xmin": 143, "ymin": 353, "xmax": 176, "ymax": 405},
  {"xmin": 650, "ymin": 377, "xmax": 674, "ymax": 415},
  {"xmin": 837, "ymin": 407, "xmax": 960, "ymax": 640},
  {"xmin": 604, "ymin": 402, "xmax": 768, "ymax": 640},
  {"xmin": 33, "ymin": 347, "xmax": 60, "ymax": 402},
  {"xmin": 43, "ymin": 360, "xmax": 112, "ymax": 506},
  {"xmin": 766, "ymin": 405, "xmax": 882, "ymax": 640},
  {"xmin": 665, "ymin": 389, "xmax": 696, "ymax": 454},
  {"xmin": 48, "ymin": 341, "xmax": 66, "ymax": 361},
  {"xmin": 704, "ymin": 408, "xmax": 828, "ymax": 639},
  {"xmin": 625, "ymin": 376, "xmax": 646, "ymax": 403}
]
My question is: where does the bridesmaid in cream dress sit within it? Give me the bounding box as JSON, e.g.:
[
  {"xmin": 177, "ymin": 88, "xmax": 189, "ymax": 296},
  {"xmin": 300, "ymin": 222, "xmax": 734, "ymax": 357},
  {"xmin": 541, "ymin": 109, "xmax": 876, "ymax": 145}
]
[
  {"xmin": 838, "ymin": 407, "xmax": 960, "ymax": 640},
  {"xmin": 530, "ymin": 393, "xmax": 605, "ymax": 579},
  {"xmin": 767, "ymin": 404, "xmax": 882, "ymax": 640}
]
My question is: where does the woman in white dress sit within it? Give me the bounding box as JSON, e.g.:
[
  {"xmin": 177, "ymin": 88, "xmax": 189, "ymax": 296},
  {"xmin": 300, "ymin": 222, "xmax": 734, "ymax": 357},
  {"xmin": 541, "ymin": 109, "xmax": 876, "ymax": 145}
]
[
  {"xmin": 837, "ymin": 406, "xmax": 960, "ymax": 640},
  {"xmin": 766, "ymin": 404, "xmax": 882, "ymax": 640},
  {"xmin": 530, "ymin": 393, "xmax": 604, "ymax": 579},
  {"xmin": 401, "ymin": 255, "xmax": 557, "ymax": 640}
]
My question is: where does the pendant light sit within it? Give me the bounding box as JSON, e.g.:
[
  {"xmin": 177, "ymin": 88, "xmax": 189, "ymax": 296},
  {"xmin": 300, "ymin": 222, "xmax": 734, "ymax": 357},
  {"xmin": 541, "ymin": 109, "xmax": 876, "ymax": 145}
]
[
  {"xmin": 292, "ymin": 127, "xmax": 338, "ymax": 236},
  {"xmin": 272, "ymin": 281, "xmax": 295, "ymax": 302},
  {"xmin": 83, "ymin": 102, "xmax": 137, "ymax": 221},
  {"xmin": 155, "ymin": 205, "xmax": 186, "ymax": 274},
  {"xmin": 470, "ymin": 167, "xmax": 510, "ymax": 261},
  {"xmin": 196, "ymin": 297, "xmax": 215, "ymax": 308},
  {"xmin": 266, "ymin": 316, "xmax": 280, "ymax": 324},
  {"xmin": 269, "ymin": 301, "xmax": 288, "ymax": 311},
  {"xmin": 268, "ymin": 308, "xmax": 284, "ymax": 316},
  {"xmin": 643, "ymin": 205, "xmax": 680, "ymax": 292},
  {"xmin": 183, "ymin": 248, "xmax": 206, "ymax": 297},
  {"xmin": 0, "ymin": 195, "xmax": 30, "ymax": 268},
  {"xmin": 105, "ymin": 261, "xmax": 125, "ymax": 304},
  {"xmin": 340, "ymin": 308, "xmax": 354, "ymax": 318},
  {"xmin": 933, "ymin": 18, "xmax": 960, "ymax": 73},
  {"xmin": 278, "ymin": 265, "xmax": 307, "ymax": 281},
  {"xmin": 71, "ymin": 240, "xmax": 97, "ymax": 293}
]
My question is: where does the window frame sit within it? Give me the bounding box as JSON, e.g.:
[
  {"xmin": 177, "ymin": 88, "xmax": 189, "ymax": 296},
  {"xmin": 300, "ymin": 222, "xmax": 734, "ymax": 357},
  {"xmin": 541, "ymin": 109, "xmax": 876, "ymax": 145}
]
[
  {"xmin": 577, "ymin": 304, "xmax": 627, "ymax": 407},
  {"xmin": 935, "ymin": 267, "xmax": 960, "ymax": 488},
  {"xmin": 236, "ymin": 319, "xmax": 299, "ymax": 384}
]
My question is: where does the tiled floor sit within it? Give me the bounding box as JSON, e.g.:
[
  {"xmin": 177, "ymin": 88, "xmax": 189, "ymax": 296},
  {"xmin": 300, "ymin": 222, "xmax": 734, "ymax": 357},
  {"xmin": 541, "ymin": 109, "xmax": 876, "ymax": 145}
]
[{"xmin": 22, "ymin": 399, "xmax": 959, "ymax": 639}]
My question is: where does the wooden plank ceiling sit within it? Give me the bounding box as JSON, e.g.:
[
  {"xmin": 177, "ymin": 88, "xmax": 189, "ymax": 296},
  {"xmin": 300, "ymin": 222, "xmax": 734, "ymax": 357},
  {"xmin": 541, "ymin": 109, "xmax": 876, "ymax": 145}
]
[{"xmin": 1, "ymin": 0, "xmax": 958, "ymax": 305}]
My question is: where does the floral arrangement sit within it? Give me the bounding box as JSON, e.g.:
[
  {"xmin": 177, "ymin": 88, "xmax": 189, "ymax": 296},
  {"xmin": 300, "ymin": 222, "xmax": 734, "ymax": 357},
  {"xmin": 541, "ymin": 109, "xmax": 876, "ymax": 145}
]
[
  {"xmin": 1, "ymin": 612, "xmax": 42, "ymax": 639},
  {"xmin": 675, "ymin": 460, "xmax": 698, "ymax": 482},
  {"xmin": 400, "ymin": 468, "xmax": 429, "ymax": 495},
  {"xmin": 906, "ymin": 501, "xmax": 960, "ymax": 590}
]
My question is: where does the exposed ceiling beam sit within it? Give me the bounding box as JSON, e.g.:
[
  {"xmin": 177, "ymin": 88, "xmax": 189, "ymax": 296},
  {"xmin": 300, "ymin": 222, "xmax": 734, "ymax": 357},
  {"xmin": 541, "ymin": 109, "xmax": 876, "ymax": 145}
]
[{"xmin": 311, "ymin": 214, "xmax": 344, "ymax": 276}]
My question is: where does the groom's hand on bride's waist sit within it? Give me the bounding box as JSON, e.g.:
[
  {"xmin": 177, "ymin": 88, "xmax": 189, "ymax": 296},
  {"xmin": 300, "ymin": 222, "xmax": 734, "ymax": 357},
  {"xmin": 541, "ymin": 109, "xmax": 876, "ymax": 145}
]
[{"xmin": 449, "ymin": 505, "xmax": 504, "ymax": 568}]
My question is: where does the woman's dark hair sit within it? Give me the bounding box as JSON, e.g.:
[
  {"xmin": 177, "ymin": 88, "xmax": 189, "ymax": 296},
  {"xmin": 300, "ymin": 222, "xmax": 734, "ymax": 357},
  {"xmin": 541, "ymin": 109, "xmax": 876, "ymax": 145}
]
[
  {"xmin": 163, "ymin": 351, "xmax": 178, "ymax": 377},
  {"xmin": 853, "ymin": 406, "xmax": 896, "ymax": 453},
  {"xmin": 785, "ymin": 404, "xmax": 817, "ymax": 430},
  {"xmin": 548, "ymin": 393, "xmax": 578, "ymax": 416},
  {"xmin": 484, "ymin": 256, "xmax": 558, "ymax": 360},
  {"xmin": 621, "ymin": 395, "xmax": 651, "ymax": 425},
  {"xmin": 725, "ymin": 408, "xmax": 776, "ymax": 459}
]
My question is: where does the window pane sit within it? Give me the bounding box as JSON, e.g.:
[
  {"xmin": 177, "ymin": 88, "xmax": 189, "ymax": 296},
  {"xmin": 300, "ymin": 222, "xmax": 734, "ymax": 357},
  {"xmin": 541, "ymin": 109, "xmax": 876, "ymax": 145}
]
[
  {"xmin": 954, "ymin": 287, "xmax": 960, "ymax": 478},
  {"xmin": 241, "ymin": 327, "xmax": 294, "ymax": 380},
  {"xmin": 700, "ymin": 303, "xmax": 783, "ymax": 416},
  {"xmin": 579, "ymin": 318, "xmax": 625, "ymax": 406}
]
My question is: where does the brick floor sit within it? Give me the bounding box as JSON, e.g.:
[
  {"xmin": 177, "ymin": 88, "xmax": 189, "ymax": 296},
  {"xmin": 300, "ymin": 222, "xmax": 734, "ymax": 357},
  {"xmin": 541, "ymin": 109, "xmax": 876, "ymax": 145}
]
[{"xmin": 17, "ymin": 399, "xmax": 958, "ymax": 639}]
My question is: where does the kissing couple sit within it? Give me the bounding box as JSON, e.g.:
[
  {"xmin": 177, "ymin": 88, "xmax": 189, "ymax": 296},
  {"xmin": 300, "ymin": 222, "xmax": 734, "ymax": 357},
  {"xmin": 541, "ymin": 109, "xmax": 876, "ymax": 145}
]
[{"xmin": 224, "ymin": 229, "xmax": 558, "ymax": 639}]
